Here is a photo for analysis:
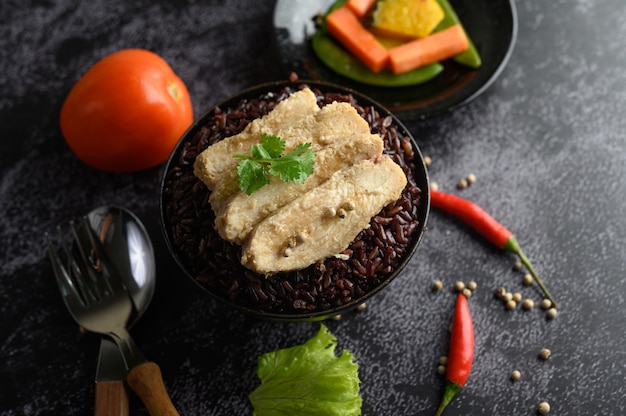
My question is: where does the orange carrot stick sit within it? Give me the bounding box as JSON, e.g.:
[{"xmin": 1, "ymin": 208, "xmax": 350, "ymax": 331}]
[
  {"xmin": 388, "ymin": 24, "xmax": 469, "ymax": 74},
  {"xmin": 326, "ymin": 5, "xmax": 389, "ymax": 73},
  {"xmin": 346, "ymin": 0, "xmax": 376, "ymax": 18}
]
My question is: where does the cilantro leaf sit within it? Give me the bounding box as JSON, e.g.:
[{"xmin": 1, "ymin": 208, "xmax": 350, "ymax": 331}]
[
  {"xmin": 233, "ymin": 134, "xmax": 316, "ymax": 195},
  {"xmin": 268, "ymin": 143, "xmax": 315, "ymax": 183},
  {"xmin": 249, "ymin": 324, "xmax": 362, "ymax": 416},
  {"xmin": 236, "ymin": 159, "xmax": 270, "ymax": 195},
  {"xmin": 258, "ymin": 133, "xmax": 286, "ymax": 158}
]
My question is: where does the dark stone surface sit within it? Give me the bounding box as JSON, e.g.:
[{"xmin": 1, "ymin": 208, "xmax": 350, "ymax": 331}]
[{"xmin": 1, "ymin": 1, "xmax": 625, "ymax": 415}]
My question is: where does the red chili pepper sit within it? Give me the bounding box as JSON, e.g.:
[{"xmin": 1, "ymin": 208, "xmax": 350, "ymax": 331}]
[
  {"xmin": 435, "ymin": 293, "xmax": 474, "ymax": 416},
  {"xmin": 430, "ymin": 190, "xmax": 557, "ymax": 307}
]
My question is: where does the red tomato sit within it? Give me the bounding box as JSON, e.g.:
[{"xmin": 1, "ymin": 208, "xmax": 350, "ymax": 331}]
[{"xmin": 60, "ymin": 49, "xmax": 193, "ymax": 172}]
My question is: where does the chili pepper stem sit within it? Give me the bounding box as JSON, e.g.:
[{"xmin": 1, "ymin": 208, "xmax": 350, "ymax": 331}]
[
  {"xmin": 434, "ymin": 381, "xmax": 462, "ymax": 416},
  {"xmin": 502, "ymin": 236, "xmax": 558, "ymax": 308}
]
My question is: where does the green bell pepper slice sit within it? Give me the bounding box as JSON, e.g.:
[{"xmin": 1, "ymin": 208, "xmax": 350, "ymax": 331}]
[
  {"xmin": 311, "ymin": 30, "xmax": 444, "ymax": 87},
  {"xmin": 435, "ymin": 0, "xmax": 482, "ymax": 68}
]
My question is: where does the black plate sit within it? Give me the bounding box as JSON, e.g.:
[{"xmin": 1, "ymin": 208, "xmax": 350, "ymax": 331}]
[
  {"xmin": 272, "ymin": 0, "xmax": 517, "ymax": 120},
  {"xmin": 160, "ymin": 80, "xmax": 430, "ymax": 321}
]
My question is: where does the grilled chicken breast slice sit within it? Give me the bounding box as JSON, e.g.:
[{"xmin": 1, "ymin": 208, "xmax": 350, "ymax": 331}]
[
  {"xmin": 216, "ymin": 133, "xmax": 384, "ymax": 244},
  {"xmin": 193, "ymin": 88, "xmax": 319, "ymax": 190},
  {"xmin": 208, "ymin": 100, "xmax": 371, "ymax": 212},
  {"xmin": 241, "ymin": 156, "xmax": 407, "ymax": 274}
]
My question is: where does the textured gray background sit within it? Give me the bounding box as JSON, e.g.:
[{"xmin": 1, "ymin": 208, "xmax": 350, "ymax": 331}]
[{"xmin": 1, "ymin": 0, "xmax": 625, "ymax": 415}]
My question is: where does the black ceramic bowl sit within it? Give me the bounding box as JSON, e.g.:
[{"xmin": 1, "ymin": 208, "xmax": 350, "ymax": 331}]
[{"xmin": 159, "ymin": 80, "xmax": 430, "ymax": 321}]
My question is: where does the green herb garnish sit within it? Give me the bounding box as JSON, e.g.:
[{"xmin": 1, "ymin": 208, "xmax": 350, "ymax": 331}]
[
  {"xmin": 233, "ymin": 133, "xmax": 316, "ymax": 195},
  {"xmin": 249, "ymin": 324, "xmax": 362, "ymax": 416}
]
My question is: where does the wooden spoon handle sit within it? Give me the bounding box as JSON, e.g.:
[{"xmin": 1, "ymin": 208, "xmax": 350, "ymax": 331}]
[
  {"xmin": 127, "ymin": 362, "xmax": 179, "ymax": 416},
  {"xmin": 95, "ymin": 381, "xmax": 129, "ymax": 416}
]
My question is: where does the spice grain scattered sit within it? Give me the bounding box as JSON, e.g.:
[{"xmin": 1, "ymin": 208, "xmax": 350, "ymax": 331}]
[
  {"xmin": 522, "ymin": 273, "xmax": 533, "ymax": 285},
  {"xmin": 537, "ymin": 401, "xmax": 550, "ymax": 414},
  {"xmin": 538, "ymin": 348, "xmax": 551, "ymax": 360},
  {"xmin": 546, "ymin": 308, "xmax": 558, "ymax": 319},
  {"xmin": 495, "ymin": 287, "xmax": 506, "ymax": 298}
]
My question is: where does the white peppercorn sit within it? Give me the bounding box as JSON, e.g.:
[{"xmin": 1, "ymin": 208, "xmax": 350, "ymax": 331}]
[
  {"xmin": 539, "ymin": 348, "xmax": 551, "ymax": 360},
  {"xmin": 495, "ymin": 287, "xmax": 507, "ymax": 298},
  {"xmin": 522, "ymin": 273, "xmax": 533, "ymax": 285},
  {"xmin": 537, "ymin": 401, "xmax": 550, "ymax": 414},
  {"xmin": 546, "ymin": 308, "xmax": 558, "ymax": 319},
  {"xmin": 296, "ymin": 232, "xmax": 307, "ymax": 243}
]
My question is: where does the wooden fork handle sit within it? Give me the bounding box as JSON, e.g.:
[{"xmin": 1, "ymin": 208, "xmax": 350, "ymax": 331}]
[
  {"xmin": 127, "ymin": 362, "xmax": 179, "ymax": 416},
  {"xmin": 95, "ymin": 381, "xmax": 129, "ymax": 416}
]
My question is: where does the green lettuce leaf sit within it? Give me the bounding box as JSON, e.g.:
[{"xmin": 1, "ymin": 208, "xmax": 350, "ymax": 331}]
[{"xmin": 249, "ymin": 324, "xmax": 362, "ymax": 416}]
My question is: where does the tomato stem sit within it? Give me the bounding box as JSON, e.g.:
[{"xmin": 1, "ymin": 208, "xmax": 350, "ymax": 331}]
[{"xmin": 167, "ymin": 82, "xmax": 181, "ymax": 101}]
